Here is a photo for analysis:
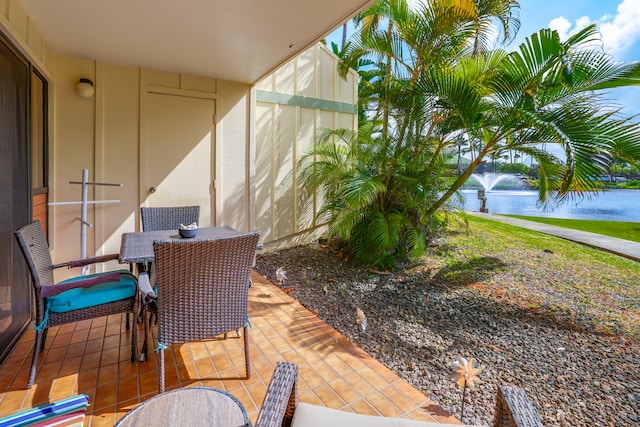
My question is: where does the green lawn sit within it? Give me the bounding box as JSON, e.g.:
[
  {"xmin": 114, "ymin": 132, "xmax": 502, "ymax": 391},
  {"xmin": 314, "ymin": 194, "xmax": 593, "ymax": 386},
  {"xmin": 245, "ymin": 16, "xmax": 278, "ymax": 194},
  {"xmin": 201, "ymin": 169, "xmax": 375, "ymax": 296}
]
[
  {"xmin": 443, "ymin": 215, "xmax": 640, "ymax": 337},
  {"xmin": 501, "ymin": 215, "xmax": 640, "ymax": 243}
]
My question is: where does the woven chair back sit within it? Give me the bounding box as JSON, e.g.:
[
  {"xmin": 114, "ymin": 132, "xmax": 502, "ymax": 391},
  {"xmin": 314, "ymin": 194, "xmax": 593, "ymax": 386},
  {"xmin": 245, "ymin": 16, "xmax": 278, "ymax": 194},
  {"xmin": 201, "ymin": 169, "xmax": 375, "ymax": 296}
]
[
  {"xmin": 153, "ymin": 231, "xmax": 260, "ymax": 346},
  {"xmin": 140, "ymin": 206, "xmax": 200, "ymax": 231},
  {"xmin": 14, "ymin": 220, "xmax": 55, "ymax": 295}
]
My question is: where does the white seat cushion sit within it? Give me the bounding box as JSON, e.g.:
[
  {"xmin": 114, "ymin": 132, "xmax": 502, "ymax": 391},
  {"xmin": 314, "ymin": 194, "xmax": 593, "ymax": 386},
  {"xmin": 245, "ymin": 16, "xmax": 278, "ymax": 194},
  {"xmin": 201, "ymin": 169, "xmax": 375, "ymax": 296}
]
[{"xmin": 290, "ymin": 402, "xmax": 485, "ymax": 427}]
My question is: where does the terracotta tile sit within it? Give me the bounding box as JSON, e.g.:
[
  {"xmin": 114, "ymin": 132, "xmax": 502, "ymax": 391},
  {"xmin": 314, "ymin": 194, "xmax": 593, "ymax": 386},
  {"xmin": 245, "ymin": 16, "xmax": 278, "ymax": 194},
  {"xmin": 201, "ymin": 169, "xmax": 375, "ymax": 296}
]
[
  {"xmin": 37, "ymin": 361, "xmax": 61, "ymax": 382},
  {"xmin": 85, "ymin": 338, "xmax": 105, "ymax": 354},
  {"xmin": 313, "ymin": 383, "xmax": 346, "ymax": 408},
  {"xmin": 94, "ymin": 383, "xmax": 118, "ymax": 411},
  {"xmin": 117, "ymin": 376, "xmax": 140, "ymax": 402},
  {"xmin": 87, "ymin": 326, "xmax": 106, "ymax": 341},
  {"xmin": 59, "ymin": 355, "xmax": 82, "ymax": 377},
  {"xmin": 13, "ymin": 331, "xmax": 35, "ymax": 348},
  {"xmin": 90, "ymin": 406, "xmax": 117, "ymax": 427},
  {"xmin": 47, "ymin": 332, "xmax": 71, "ymax": 348},
  {"xmin": 2, "ymin": 355, "xmax": 27, "ymax": 373},
  {"xmin": 328, "ymin": 376, "xmax": 362, "ymax": 403},
  {"xmin": 100, "ymin": 348, "xmax": 120, "ymax": 366},
  {"xmin": 347, "ymin": 398, "xmax": 381, "ymax": 416},
  {"xmin": 0, "ymin": 390, "xmax": 28, "ymax": 416},
  {"xmin": 97, "ymin": 363, "xmax": 119, "ymax": 385},
  {"xmin": 298, "ymin": 389, "xmax": 324, "ymax": 406},
  {"xmin": 138, "ymin": 372, "xmax": 159, "ymax": 396},
  {"xmin": 77, "ymin": 367, "xmax": 99, "ymax": 392},
  {"xmin": 43, "ymin": 346, "xmax": 66, "ymax": 364},
  {"xmin": 194, "ymin": 357, "xmax": 215, "ymax": 377},
  {"xmin": 358, "ymin": 366, "xmax": 389, "ymax": 389},
  {"xmin": 68, "ymin": 328, "xmax": 91, "ymax": 345},
  {"xmin": 50, "ymin": 374, "xmax": 78, "ymax": 400},
  {"xmin": 370, "ymin": 362, "xmax": 402, "ymax": 384},
  {"xmin": 405, "ymin": 406, "xmax": 441, "ymax": 422},
  {"xmin": 102, "ymin": 334, "xmax": 121, "ymax": 350},
  {"xmin": 366, "ymin": 392, "xmax": 403, "ymax": 418},
  {"xmin": 74, "ymin": 319, "xmax": 93, "ymax": 331},
  {"xmin": 65, "ymin": 342, "xmax": 87, "ymax": 359},
  {"xmin": 187, "ymin": 341, "xmax": 209, "ymax": 360},
  {"xmin": 0, "ymin": 274, "xmax": 456, "ymax": 425},
  {"xmin": 233, "ymin": 386, "xmax": 259, "ymax": 414},
  {"xmin": 380, "ymin": 384, "xmax": 420, "ymax": 413},
  {"xmin": 118, "ymin": 360, "xmax": 139, "ymax": 380},
  {"xmin": 105, "ymin": 323, "xmax": 122, "ymax": 337},
  {"xmin": 57, "ymin": 324, "xmax": 76, "ymax": 335},
  {"xmin": 137, "ymin": 358, "xmax": 157, "ymax": 374},
  {"xmin": 393, "ymin": 379, "xmax": 431, "ymax": 404},
  {"xmin": 118, "ymin": 396, "xmax": 140, "ymax": 410},
  {"xmin": 81, "ymin": 352, "xmax": 101, "ymax": 371}
]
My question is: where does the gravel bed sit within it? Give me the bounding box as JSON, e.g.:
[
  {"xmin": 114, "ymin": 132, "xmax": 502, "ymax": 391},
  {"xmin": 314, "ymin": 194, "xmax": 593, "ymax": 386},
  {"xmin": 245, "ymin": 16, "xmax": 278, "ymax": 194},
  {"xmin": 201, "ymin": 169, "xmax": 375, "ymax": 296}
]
[{"xmin": 255, "ymin": 243, "xmax": 640, "ymax": 427}]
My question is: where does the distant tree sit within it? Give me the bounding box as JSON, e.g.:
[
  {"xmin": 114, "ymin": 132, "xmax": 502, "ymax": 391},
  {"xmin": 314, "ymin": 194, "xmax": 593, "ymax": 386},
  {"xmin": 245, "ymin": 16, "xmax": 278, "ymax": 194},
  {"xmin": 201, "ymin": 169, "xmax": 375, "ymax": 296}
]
[{"xmin": 498, "ymin": 163, "xmax": 530, "ymax": 175}]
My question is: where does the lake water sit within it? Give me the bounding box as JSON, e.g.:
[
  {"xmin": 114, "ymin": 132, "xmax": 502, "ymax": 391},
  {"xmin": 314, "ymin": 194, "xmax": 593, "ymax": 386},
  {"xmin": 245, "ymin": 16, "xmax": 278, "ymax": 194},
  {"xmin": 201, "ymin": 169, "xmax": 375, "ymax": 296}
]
[{"xmin": 459, "ymin": 189, "xmax": 640, "ymax": 222}]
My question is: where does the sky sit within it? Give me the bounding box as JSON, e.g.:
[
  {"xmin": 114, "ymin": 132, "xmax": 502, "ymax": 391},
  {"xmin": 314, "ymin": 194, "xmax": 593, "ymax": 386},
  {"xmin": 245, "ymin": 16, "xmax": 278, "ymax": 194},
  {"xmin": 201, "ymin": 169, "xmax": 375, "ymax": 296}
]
[
  {"xmin": 514, "ymin": 0, "xmax": 640, "ymax": 118},
  {"xmin": 327, "ymin": 0, "xmax": 640, "ymax": 118}
]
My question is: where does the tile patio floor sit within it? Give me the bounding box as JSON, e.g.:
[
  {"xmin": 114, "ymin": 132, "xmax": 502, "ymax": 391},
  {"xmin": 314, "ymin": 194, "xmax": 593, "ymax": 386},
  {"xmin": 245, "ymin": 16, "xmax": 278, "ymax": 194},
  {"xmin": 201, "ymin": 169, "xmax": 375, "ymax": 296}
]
[{"xmin": 0, "ymin": 271, "xmax": 460, "ymax": 426}]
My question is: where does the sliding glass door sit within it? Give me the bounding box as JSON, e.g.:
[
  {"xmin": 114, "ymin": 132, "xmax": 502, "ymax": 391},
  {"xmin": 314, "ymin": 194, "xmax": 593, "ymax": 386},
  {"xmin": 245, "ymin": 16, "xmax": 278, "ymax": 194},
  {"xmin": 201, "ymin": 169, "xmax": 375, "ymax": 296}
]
[{"xmin": 0, "ymin": 34, "xmax": 32, "ymax": 363}]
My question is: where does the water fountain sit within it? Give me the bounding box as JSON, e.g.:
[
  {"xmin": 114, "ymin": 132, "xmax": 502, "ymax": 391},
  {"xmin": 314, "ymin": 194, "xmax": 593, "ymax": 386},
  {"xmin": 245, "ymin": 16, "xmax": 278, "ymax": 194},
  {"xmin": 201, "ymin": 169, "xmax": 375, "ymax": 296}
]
[
  {"xmin": 468, "ymin": 173, "xmax": 524, "ymax": 213},
  {"xmin": 469, "ymin": 172, "xmax": 513, "ymax": 191}
]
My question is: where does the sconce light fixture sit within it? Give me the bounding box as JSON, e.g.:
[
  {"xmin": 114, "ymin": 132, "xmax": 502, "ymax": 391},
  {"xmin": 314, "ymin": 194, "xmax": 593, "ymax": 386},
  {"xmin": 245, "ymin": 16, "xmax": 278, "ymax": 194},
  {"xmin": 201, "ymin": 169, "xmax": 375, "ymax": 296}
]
[{"xmin": 76, "ymin": 78, "xmax": 94, "ymax": 98}]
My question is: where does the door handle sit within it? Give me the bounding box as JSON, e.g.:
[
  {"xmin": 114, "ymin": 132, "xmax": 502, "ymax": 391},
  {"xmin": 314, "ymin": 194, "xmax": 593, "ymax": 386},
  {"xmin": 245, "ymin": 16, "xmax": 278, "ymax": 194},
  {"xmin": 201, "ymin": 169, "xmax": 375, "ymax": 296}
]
[{"xmin": 148, "ymin": 186, "xmax": 157, "ymax": 194}]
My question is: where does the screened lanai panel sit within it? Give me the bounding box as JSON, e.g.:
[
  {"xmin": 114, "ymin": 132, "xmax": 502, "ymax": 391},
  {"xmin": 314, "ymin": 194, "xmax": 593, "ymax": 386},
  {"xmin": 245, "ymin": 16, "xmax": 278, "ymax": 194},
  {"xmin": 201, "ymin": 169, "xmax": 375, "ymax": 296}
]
[
  {"xmin": 318, "ymin": 49, "xmax": 336, "ymax": 101},
  {"xmin": 297, "ymin": 108, "xmax": 317, "ymax": 231},
  {"xmin": 275, "ymin": 105, "xmax": 296, "ymax": 239},
  {"xmin": 256, "ymin": 103, "xmax": 275, "ymax": 243},
  {"xmin": 297, "ymin": 48, "xmax": 316, "ymax": 98}
]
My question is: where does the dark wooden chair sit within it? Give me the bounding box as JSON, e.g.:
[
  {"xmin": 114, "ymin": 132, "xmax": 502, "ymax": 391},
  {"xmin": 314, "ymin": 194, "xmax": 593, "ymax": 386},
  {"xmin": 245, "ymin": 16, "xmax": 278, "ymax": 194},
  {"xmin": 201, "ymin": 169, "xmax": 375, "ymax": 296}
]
[
  {"xmin": 140, "ymin": 205, "xmax": 200, "ymax": 231},
  {"xmin": 255, "ymin": 362, "xmax": 544, "ymax": 427},
  {"xmin": 14, "ymin": 221, "xmax": 138, "ymax": 388},
  {"xmin": 147, "ymin": 231, "xmax": 260, "ymax": 393}
]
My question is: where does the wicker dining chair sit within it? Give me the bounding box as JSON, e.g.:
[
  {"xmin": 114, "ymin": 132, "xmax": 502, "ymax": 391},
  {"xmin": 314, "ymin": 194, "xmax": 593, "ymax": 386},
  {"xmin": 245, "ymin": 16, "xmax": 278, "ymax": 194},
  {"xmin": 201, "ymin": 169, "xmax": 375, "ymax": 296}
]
[
  {"xmin": 255, "ymin": 362, "xmax": 544, "ymax": 427},
  {"xmin": 149, "ymin": 231, "xmax": 260, "ymax": 393},
  {"xmin": 140, "ymin": 205, "xmax": 200, "ymax": 231},
  {"xmin": 14, "ymin": 221, "xmax": 139, "ymax": 388}
]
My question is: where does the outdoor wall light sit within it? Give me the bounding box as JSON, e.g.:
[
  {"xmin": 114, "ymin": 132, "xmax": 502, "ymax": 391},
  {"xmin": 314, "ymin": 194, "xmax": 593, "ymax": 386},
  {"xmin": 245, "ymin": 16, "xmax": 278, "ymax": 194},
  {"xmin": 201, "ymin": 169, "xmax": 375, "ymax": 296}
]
[{"xmin": 76, "ymin": 78, "xmax": 94, "ymax": 98}]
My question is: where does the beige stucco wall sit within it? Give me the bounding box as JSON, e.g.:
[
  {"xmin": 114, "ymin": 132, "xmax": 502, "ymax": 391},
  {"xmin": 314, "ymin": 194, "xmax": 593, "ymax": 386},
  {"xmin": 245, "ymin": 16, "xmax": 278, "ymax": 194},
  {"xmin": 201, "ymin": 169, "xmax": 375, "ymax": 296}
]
[
  {"xmin": 0, "ymin": 0, "xmax": 54, "ymax": 78},
  {"xmin": 49, "ymin": 58, "xmax": 254, "ymax": 277},
  {"xmin": 2, "ymin": 0, "xmax": 358, "ymax": 276},
  {"xmin": 255, "ymin": 43, "xmax": 358, "ymax": 249}
]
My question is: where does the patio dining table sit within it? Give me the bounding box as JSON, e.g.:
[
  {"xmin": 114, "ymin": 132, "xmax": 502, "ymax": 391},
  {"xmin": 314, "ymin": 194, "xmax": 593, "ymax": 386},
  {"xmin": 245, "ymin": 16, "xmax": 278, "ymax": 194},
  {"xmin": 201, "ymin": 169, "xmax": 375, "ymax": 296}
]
[
  {"xmin": 118, "ymin": 226, "xmax": 256, "ymax": 361},
  {"xmin": 118, "ymin": 226, "xmax": 242, "ymax": 265}
]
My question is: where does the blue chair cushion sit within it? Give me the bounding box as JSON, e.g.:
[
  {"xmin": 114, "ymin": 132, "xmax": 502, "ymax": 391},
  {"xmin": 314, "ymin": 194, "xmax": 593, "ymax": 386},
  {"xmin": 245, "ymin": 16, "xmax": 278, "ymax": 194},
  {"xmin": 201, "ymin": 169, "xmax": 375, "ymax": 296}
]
[{"xmin": 47, "ymin": 270, "xmax": 136, "ymax": 313}]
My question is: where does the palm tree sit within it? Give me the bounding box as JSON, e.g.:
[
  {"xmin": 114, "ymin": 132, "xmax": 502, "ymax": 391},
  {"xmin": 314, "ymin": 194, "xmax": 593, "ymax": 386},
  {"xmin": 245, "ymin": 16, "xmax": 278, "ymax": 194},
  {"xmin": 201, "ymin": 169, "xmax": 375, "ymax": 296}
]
[
  {"xmin": 422, "ymin": 25, "xmax": 640, "ymax": 215},
  {"xmin": 300, "ymin": 0, "xmax": 640, "ymax": 267}
]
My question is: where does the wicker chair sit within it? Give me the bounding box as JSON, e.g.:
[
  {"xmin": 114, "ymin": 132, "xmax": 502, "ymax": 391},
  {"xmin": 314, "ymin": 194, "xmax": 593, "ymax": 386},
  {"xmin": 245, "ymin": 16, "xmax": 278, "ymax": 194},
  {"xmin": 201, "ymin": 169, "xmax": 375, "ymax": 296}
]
[
  {"xmin": 14, "ymin": 221, "xmax": 138, "ymax": 388},
  {"xmin": 148, "ymin": 231, "xmax": 260, "ymax": 393},
  {"xmin": 140, "ymin": 205, "xmax": 200, "ymax": 231},
  {"xmin": 255, "ymin": 362, "xmax": 544, "ymax": 427}
]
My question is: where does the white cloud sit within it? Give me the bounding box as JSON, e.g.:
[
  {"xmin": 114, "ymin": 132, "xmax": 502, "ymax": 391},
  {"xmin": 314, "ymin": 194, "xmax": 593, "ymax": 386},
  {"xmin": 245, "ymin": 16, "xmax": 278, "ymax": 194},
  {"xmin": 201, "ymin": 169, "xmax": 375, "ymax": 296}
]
[
  {"xmin": 547, "ymin": 0, "xmax": 640, "ymax": 59},
  {"xmin": 598, "ymin": 0, "xmax": 640, "ymax": 58},
  {"xmin": 548, "ymin": 17, "xmax": 573, "ymax": 40}
]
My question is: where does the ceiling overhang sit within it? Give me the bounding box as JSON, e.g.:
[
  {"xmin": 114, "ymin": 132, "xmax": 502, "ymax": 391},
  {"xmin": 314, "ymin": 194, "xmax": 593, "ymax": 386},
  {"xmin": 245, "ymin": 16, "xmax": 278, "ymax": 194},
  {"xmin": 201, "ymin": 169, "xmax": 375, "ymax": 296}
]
[{"xmin": 20, "ymin": 0, "xmax": 373, "ymax": 84}]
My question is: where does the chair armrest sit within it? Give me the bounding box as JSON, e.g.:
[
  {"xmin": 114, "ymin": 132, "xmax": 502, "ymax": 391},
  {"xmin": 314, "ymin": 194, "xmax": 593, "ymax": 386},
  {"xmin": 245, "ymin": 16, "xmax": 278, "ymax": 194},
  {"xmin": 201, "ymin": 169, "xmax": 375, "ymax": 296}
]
[
  {"xmin": 255, "ymin": 362, "xmax": 299, "ymax": 427},
  {"xmin": 39, "ymin": 272, "xmax": 126, "ymax": 297},
  {"xmin": 493, "ymin": 386, "xmax": 544, "ymax": 427},
  {"xmin": 53, "ymin": 253, "xmax": 119, "ymax": 269}
]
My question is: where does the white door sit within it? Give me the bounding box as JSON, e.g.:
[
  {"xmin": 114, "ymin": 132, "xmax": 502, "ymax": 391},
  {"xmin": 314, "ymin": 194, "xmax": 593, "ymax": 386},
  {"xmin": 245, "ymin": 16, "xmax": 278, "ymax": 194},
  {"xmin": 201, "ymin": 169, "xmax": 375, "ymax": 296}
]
[{"xmin": 143, "ymin": 93, "xmax": 215, "ymax": 227}]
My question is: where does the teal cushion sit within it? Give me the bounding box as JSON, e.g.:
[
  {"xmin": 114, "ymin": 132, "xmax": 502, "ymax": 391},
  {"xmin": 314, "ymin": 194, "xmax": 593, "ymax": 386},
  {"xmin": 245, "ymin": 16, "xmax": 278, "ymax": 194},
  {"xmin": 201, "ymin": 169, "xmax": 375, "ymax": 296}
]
[{"xmin": 47, "ymin": 270, "xmax": 136, "ymax": 313}]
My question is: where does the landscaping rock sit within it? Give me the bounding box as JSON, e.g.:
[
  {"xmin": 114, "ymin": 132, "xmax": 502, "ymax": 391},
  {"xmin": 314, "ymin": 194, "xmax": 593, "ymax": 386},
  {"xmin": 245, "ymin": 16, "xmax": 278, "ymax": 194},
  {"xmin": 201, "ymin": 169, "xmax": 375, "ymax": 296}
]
[{"xmin": 256, "ymin": 243, "xmax": 640, "ymax": 427}]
